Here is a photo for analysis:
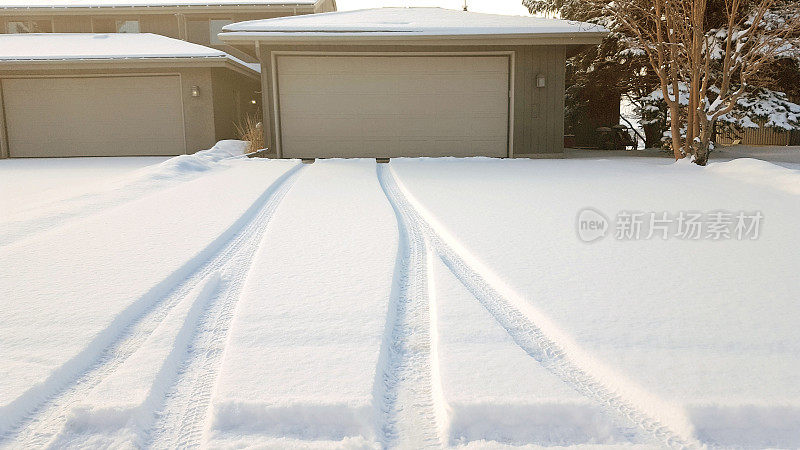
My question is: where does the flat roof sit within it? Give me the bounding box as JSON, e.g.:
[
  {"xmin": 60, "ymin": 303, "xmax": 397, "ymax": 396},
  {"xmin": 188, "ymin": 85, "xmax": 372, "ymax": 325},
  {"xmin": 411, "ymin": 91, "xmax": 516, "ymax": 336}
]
[
  {"xmin": 0, "ymin": 0, "xmax": 316, "ymax": 8},
  {"xmin": 221, "ymin": 7, "xmax": 607, "ymax": 41},
  {"xmin": 0, "ymin": 33, "xmax": 259, "ymax": 73}
]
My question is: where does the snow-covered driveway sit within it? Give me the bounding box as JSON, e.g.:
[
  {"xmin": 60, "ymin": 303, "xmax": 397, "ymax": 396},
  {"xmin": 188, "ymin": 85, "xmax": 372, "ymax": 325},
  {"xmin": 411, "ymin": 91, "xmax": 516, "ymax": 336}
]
[{"xmin": 1, "ymin": 146, "xmax": 798, "ymax": 449}]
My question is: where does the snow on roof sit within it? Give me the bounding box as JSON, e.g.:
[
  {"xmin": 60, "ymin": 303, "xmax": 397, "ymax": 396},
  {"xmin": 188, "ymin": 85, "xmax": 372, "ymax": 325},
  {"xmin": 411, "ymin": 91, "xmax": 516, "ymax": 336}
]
[
  {"xmin": 0, "ymin": 0, "xmax": 316, "ymax": 8},
  {"xmin": 221, "ymin": 7, "xmax": 607, "ymax": 37},
  {"xmin": 0, "ymin": 33, "xmax": 225, "ymax": 60},
  {"xmin": 0, "ymin": 33, "xmax": 258, "ymax": 72}
]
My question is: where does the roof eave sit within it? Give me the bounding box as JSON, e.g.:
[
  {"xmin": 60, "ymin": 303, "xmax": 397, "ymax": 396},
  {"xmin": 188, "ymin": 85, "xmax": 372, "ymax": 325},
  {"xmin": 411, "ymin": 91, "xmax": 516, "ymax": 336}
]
[
  {"xmin": 218, "ymin": 31, "xmax": 609, "ymax": 47},
  {"xmin": 0, "ymin": 55, "xmax": 260, "ymax": 78}
]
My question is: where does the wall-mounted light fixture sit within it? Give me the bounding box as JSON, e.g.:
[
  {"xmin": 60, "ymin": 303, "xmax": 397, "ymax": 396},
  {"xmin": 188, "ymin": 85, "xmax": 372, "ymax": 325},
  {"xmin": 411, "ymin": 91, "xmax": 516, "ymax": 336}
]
[
  {"xmin": 250, "ymin": 99, "xmax": 257, "ymax": 104},
  {"xmin": 190, "ymin": 85, "xmax": 200, "ymax": 97},
  {"xmin": 536, "ymin": 74, "xmax": 546, "ymax": 88}
]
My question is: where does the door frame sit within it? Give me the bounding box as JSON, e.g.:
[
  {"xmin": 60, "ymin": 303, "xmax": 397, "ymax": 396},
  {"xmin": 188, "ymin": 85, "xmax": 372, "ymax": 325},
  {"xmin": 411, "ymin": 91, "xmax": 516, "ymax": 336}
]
[{"xmin": 270, "ymin": 51, "xmax": 515, "ymax": 158}]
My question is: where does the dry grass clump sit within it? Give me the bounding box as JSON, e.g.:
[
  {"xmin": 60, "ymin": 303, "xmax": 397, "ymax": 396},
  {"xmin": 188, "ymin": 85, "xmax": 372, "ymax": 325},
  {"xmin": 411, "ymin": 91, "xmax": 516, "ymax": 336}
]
[{"xmin": 235, "ymin": 114, "xmax": 264, "ymax": 154}]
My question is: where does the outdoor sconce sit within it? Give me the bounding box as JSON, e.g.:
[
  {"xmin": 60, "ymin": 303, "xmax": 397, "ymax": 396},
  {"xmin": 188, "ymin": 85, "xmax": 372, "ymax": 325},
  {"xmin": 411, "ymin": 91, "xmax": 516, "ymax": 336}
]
[
  {"xmin": 250, "ymin": 99, "xmax": 257, "ymax": 104},
  {"xmin": 191, "ymin": 85, "xmax": 200, "ymax": 97},
  {"xmin": 536, "ymin": 74, "xmax": 546, "ymax": 88}
]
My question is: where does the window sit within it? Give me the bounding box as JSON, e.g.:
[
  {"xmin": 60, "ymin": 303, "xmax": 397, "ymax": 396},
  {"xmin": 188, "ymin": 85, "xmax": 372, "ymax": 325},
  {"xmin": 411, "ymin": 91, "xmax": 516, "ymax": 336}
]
[
  {"xmin": 6, "ymin": 20, "xmax": 52, "ymax": 33},
  {"xmin": 116, "ymin": 20, "xmax": 140, "ymax": 33},
  {"xmin": 209, "ymin": 19, "xmax": 233, "ymax": 45}
]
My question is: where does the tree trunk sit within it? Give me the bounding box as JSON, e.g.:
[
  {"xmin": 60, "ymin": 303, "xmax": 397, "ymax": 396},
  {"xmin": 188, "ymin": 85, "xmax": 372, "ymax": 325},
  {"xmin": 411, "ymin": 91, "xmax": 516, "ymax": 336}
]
[
  {"xmin": 669, "ymin": 106, "xmax": 684, "ymax": 159},
  {"xmin": 694, "ymin": 131, "xmax": 713, "ymax": 166}
]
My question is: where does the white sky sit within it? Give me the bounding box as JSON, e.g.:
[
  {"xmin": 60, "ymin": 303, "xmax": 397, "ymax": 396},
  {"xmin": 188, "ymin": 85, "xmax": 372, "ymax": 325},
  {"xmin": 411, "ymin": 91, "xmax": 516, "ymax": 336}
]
[{"xmin": 336, "ymin": 0, "xmax": 531, "ymax": 16}]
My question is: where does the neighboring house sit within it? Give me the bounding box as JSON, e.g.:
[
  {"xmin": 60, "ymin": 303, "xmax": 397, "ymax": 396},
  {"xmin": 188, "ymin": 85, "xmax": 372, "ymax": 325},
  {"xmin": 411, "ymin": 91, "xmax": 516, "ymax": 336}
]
[
  {"xmin": 220, "ymin": 8, "xmax": 607, "ymax": 158},
  {"xmin": 0, "ymin": 0, "xmax": 335, "ymax": 158},
  {"xmin": 0, "ymin": 33, "xmax": 260, "ymax": 157},
  {"xmin": 0, "ymin": 0, "xmax": 336, "ymax": 58}
]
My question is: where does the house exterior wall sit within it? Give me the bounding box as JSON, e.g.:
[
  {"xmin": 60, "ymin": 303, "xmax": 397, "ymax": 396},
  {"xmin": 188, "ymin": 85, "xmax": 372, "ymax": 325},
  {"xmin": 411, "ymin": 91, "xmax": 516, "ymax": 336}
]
[
  {"xmin": 0, "ymin": 65, "xmax": 239, "ymax": 157},
  {"xmin": 53, "ymin": 15, "xmax": 92, "ymax": 33},
  {"xmin": 178, "ymin": 67, "xmax": 217, "ymax": 152},
  {"xmin": 2, "ymin": 14, "xmax": 181, "ymax": 35},
  {"xmin": 258, "ymin": 44, "xmax": 566, "ymax": 157},
  {"xmin": 0, "ymin": 81, "xmax": 8, "ymax": 158},
  {"xmin": 141, "ymin": 14, "xmax": 181, "ymax": 39},
  {"xmin": 211, "ymin": 67, "xmax": 261, "ymax": 142},
  {"xmin": 0, "ymin": 2, "xmax": 333, "ymax": 50}
]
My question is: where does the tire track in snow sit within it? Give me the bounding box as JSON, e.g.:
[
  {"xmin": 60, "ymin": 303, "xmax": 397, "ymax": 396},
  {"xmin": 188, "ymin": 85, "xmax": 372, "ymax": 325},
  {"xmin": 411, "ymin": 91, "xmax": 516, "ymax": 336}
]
[
  {"xmin": 376, "ymin": 164, "xmax": 447, "ymax": 449},
  {"xmin": 0, "ymin": 164, "xmax": 305, "ymax": 449},
  {"xmin": 147, "ymin": 164, "xmax": 303, "ymax": 449},
  {"xmin": 380, "ymin": 165, "xmax": 700, "ymax": 449}
]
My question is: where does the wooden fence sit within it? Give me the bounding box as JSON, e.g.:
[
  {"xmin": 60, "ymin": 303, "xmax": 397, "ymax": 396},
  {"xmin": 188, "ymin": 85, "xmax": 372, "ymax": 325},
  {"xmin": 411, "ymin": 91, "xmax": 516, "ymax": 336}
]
[{"xmin": 716, "ymin": 126, "xmax": 796, "ymax": 146}]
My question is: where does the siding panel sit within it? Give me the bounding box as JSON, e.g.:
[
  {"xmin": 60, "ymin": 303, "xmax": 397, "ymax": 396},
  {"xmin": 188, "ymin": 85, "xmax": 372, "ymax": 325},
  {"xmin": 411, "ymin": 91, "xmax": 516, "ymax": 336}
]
[
  {"xmin": 52, "ymin": 16, "xmax": 91, "ymax": 33},
  {"xmin": 141, "ymin": 15, "xmax": 180, "ymax": 39},
  {"xmin": 513, "ymin": 47, "xmax": 526, "ymax": 155},
  {"xmin": 554, "ymin": 45, "xmax": 566, "ymax": 153}
]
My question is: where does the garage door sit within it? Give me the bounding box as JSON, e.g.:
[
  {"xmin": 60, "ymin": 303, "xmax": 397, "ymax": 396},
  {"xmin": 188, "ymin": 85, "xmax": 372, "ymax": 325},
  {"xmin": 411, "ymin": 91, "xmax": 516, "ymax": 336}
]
[
  {"xmin": 2, "ymin": 75, "xmax": 185, "ymax": 157},
  {"xmin": 276, "ymin": 55, "xmax": 510, "ymax": 158}
]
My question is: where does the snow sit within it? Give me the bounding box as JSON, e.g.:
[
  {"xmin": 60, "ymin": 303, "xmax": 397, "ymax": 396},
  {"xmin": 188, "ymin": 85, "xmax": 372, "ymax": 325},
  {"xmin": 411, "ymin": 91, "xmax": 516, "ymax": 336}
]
[
  {"xmin": 1, "ymin": 151, "xmax": 798, "ymax": 448},
  {"xmin": 431, "ymin": 256, "xmax": 619, "ymax": 445},
  {"xmin": 206, "ymin": 159, "xmax": 397, "ymax": 447},
  {"xmin": 0, "ymin": 33, "xmax": 250, "ymax": 68},
  {"xmin": 706, "ymin": 156, "xmax": 800, "ymax": 195},
  {"xmin": 221, "ymin": 7, "xmax": 607, "ymax": 36},
  {"xmin": 0, "ymin": 0, "xmax": 315, "ymax": 8},
  {"xmin": 719, "ymin": 89, "xmax": 800, "ymax": 130},
  {"xmin": 336, "ymin": 0, "xmax": 531, "ymax": 17},
  {"xmin": 0, "ymin": 145, "xmax": 299, "ymax": 444},
  {"xmin": 0, "ymin": 156, "xmax": 167, "ymax": 215},
  {"xmin": 51, "ymin": 274, "xmax": 223, "ymax": 447},
  {"xmin": 712, "ymin": 144, "xmax": 800, "ymax": 168},
  {"xmin": 389, "ymin": 156, "xmax": 800, "ymax": 447},
  {"xmin": 0, "ymin": 140, "xmax": 249, "ymax": 247}
]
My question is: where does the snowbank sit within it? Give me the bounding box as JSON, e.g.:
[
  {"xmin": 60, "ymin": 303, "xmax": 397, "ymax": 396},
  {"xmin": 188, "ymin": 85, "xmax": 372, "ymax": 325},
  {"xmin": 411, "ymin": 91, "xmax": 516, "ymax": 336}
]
[
  {"xmin": 133, "ymin": 140, "xmax": 248, "ymax": 180},
  {"xmin": 706, "ymin": 157, "xmax": 800, "ymax": 195},
  {"xmin": 0, "ymin": 140, "xmax": 248, "ymax": 247},
  {"xmin": 0, "ymin": 156, "xmax": 166, "ymax": 215}
]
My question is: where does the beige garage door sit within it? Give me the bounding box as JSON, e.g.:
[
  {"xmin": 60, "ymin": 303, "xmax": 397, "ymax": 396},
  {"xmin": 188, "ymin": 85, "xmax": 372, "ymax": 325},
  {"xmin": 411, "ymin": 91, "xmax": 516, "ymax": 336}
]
[
  {"xmin": 3, "ymin": 75, "xmax": 185, "ymax": 157},
  {"xmin": 277, "ymin": 55, "xmax": 510, "ymax": 158}
]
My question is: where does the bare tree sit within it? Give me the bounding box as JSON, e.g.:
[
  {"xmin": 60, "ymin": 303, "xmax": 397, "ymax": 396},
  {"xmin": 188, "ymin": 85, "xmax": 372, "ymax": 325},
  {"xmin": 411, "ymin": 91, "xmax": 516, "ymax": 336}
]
[{"xmin": 598, "ymin": 0, "xmax": 800, "ymax": 164}]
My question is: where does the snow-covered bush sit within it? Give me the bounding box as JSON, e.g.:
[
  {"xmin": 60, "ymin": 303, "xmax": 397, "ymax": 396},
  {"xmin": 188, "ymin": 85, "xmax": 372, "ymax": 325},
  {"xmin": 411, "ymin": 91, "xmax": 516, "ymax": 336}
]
[{"xmin": 640, "ymin": 84, "xmax": 800, "ymax": 149}]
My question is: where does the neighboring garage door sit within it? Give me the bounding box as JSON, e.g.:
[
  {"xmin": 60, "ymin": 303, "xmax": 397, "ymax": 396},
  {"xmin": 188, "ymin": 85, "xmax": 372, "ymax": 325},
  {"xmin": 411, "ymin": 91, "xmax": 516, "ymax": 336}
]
[
  {"xmin": 2, "ymin": 75, "xmax": 185, "ymax": 157},
  {"xmin": 276, "ymin": 55, "xmax": 510, "ymax": 158}
]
